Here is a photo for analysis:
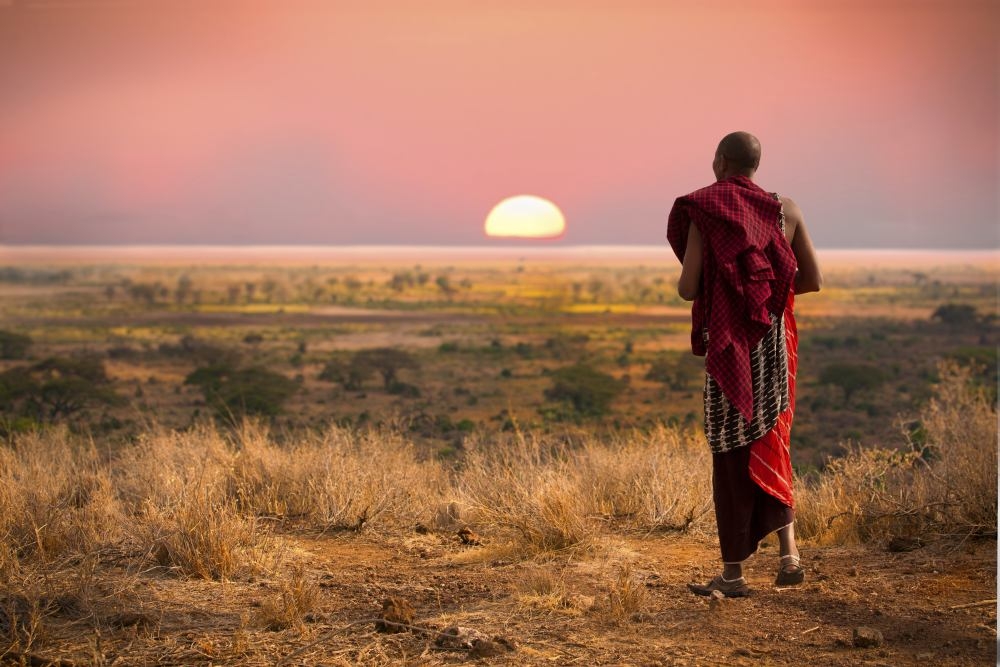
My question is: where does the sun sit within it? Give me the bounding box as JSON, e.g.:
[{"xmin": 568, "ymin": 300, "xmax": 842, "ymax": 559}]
[{"xmin": 484, "ymin": 195, "xmax": 565, "ymax": 239}]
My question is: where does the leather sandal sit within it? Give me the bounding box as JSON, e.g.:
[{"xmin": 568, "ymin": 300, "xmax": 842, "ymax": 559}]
[
  {"xmin": 687, "ymin": 575, "xmax": 750, "ymax": 598},
  {"xmin": 775, "ymin": 554, "xmax": 805, "ymax": 586}
]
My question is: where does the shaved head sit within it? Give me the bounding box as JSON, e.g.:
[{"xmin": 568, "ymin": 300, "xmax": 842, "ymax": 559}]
[{"xmin": 715, "ymin": 131, "xmax": 761, "ymax": 175}]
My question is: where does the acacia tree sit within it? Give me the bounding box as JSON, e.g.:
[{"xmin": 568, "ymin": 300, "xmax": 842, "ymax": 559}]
[
  {"xmin": 819, "ymin": 363, "xmax": 886, "ymax": 404},
  {"xmin": 0, "ymin": 356, "xmax": 120, "ymax": 421},
  {"xmin": 350, "ymin": 348, "xmax": 418, "ymax": 390}
]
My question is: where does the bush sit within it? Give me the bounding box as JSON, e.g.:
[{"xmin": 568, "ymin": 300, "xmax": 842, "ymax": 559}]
[
  {"xmin": 818, "ymin": 362, "xmax": 886, "ymax": 403},
  {"xmin": 350, "ymin": 348, "xmax": 418, "ymax": 390},
  {"xmin": 0, "ymin": 330, "xmax": 31, "ymax": 360},
  {"xmin": 185, "ymin": 366, "xmax": 298, "ymax": 419},
  {"xmin": 545, "ymin": 363, "xmax": 623, "ymax": 417},
  {"xmin": 0, "ymin": 356, "xmax": 121, "ymax": 422},
  {"xmin": 931, "ymin": 303, "xmax": 978, "ymax": 326}
]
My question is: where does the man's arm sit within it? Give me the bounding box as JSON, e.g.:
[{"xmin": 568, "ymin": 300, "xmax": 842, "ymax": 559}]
[
  {"xmin": 677, "ymin": 223, "xmax": 703, "ymax": 301},
  {"xmin": 781, "ymin": 197, "xmax": 823, "ymax": 294}
]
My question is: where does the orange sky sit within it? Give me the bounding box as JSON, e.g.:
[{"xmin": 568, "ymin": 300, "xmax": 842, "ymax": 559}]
[{"xmin": 0, "ymin": 0, "xmax": 997, "ymax": 247}]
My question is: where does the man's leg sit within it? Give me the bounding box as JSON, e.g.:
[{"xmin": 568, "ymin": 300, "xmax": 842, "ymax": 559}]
[{"xmin": 777, "ymin": 522, "xmax": 799, "ymax": 560}]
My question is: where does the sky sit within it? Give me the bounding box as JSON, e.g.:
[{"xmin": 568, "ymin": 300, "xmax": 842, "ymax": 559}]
[{"xmin": 0, "ymin": 0, "xmax": 997, "ymax": 248}]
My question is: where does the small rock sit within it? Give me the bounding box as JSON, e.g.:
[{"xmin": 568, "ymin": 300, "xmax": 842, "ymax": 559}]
[
  {"xmin": 468, "ymin": 638, "xmax": 502, "ymax": 658},
  {"xmin": 435, "ymin": 625, "xmax": 488, "ymax": 649},
  {"xmin": 709, "ymin": 589, "xmax": 726, "ymax": 611},
  {"xmin": 848, "ymin": 566, "xmax": 859, "ymax": 577},
  {"xmin": 915, "ymin": 652, "xmax": 935, "ymax": 662},
  {"xmin": 375, "ymin": 597, "xmax": 415, "ymax": 633},
  {"xmin": 852, "ymin": 626, "xmax": 884, "ymax": 648}
]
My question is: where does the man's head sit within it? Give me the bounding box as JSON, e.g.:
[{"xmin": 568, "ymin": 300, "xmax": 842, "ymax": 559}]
[{"xmin": 712, "ymin": 131, "xmax": 761, "ymax": 181}]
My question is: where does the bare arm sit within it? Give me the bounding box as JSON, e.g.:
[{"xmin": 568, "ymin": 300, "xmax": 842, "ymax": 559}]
[
  {"xmin": 677, "ymin": 223, "xmax": 703, "ymax": 301},
  {"xmin": 781, "ymin": 197, "xmax": 823, "ymax": 294}
]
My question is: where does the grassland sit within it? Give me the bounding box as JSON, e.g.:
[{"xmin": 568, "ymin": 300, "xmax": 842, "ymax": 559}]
[{"xmin": 0, "ymin": 246, "xmax": 995, "ymax": 665}]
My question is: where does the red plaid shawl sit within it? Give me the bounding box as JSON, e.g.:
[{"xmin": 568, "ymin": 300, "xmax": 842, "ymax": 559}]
[{"xmin": 667, "ymin": 176, "xmax": 796, "ymax": 422}]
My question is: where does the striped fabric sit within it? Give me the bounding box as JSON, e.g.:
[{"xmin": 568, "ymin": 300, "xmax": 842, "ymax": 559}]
[{"xmin": 703, "ymin": 311, "xmax": 789, "ymax": 453}]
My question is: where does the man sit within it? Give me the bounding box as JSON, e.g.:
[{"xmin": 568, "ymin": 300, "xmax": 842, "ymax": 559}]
[{"xmin": 667, "ymin": 131, "xmax": 822, "ymax": 597}]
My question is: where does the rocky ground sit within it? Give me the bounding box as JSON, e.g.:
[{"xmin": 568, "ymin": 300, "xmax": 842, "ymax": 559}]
[{"xmin": 12, "ymin": 528, "xmax": 996, "ymax": 666}]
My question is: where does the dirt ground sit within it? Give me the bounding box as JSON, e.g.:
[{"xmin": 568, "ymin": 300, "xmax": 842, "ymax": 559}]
[{"xmin": 16, "ymin": 529, "xmax": 996, "ymax": 666}]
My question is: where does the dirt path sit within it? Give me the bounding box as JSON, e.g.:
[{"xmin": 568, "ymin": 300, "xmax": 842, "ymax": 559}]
[{"xmin": 21, "ymin": 531, "xmax": 996, "ymax": 665}]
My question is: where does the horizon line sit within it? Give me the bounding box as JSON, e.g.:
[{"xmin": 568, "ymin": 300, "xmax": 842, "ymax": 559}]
[{"xmin": 2, "ymin": 244, "xmax": 998, "ymax": 253}]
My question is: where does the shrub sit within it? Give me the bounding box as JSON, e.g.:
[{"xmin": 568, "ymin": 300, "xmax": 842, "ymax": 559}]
[
  {"xmin": 818, "ymin": 362, "xmax": 886, "ymax": 403},
  {"xmin": 931, "ymin": 303, "xmax": 978, "ymax": 326},
  {"xmin": 0, "ymin": 330, "xmax": 31, "ymax": 360},
  {"xmin": 350, "ymin": 348, "xmax": 418, "ymax": 390},
  {"xmin": 545, "ymin": 363, "xmax": 623, "ymax": 417},
  {"xmin": 185, "ymin": 366, "xmax": 298, "ymax": 419},
  {"xmin": 0, "ymin": 356, "xmax": 121, "ymax": 422}
]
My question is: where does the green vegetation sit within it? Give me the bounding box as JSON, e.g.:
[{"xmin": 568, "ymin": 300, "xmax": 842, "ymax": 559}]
[
  {"xmin": 0, "ymin": 252, "xmax": 994, "ymax": 465},
  {"xmin": 0, "ymin": 329, "xmax": 31, "ymax": 359},
  {"xmin": 544, "ymin": 363, "xmax": 623, "ymax": 418},
  {"xmin": 185, "ymin": 365, "xmax": 298, "ymax": 419}
]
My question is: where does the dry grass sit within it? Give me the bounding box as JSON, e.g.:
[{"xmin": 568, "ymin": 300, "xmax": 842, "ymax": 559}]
[
  {"xmin": 257, "ymin": 565, "xmax": 319, "ymax": 631},
  {"xmin": 604, "ymin": 563, "xmax": 647, "ymax": 623},
  {"xmin": 455, "ymin": 425, "xmax": 713, "ymax": 558},
  {"xmin": 795, "ymin": 362, "xmax": 997, "ymax": 544},
  {"xmin": 0, "ymin": 362, "xmax": 994, "ymax": 660}
]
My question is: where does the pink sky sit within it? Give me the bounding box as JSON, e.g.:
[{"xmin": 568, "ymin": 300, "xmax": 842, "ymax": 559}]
[{"xmin": 0, "ymin": 0, "xmax": 996, "ymax": 247}]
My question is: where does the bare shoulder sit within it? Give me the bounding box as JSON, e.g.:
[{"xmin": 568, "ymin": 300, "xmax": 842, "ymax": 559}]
[
  {"xmin": 779, "ymin": 195, "xmax": 803, "ymax": 242},
  {"xmin": 779, "ymin": 196, "xmax": 804, "ymax": 223}
]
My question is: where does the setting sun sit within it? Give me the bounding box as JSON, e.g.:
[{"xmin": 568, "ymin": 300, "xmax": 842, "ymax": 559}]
[{"xmin": 484, "ymin": 195, "xmax": 566, "ymax": 239}]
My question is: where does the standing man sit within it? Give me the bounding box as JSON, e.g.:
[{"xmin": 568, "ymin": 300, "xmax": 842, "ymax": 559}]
[{"xmin": 667, "ymin": 131, "xmax": 822, "ymax": 597}]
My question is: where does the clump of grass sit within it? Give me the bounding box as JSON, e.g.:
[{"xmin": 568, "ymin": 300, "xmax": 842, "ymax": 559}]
[
  {"xmin": 143, "ymin": 492, "xmax": 277, "ymax": 580},
  {"xmin": 257, "ymin": 565, "xmax": 319, "ymax": 631},
  {"xmin": 228, "ymin": 423, "xmax": 448, "ymax": 531},
  {"xmin": 0, "ymin": 432, "xmax": 122, "ymax": 568},
  {"xmin": 605, "ymin": 563, "xmax": 647, "ymax": 623},
  {"xmin": 458, "ymin": 436, "xmax": 595, "ymax": 557}
]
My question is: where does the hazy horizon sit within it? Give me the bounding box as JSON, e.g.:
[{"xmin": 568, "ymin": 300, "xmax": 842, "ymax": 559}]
[{"xmin": 1, "ymin": 1, "xmax": 997, "ymax": 249}]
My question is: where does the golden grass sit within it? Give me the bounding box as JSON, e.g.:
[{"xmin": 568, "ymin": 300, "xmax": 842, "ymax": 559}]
[
  {"xmin": 0, "ymin": 361, "xmax": 993, "ymax": 658},
  {"xmin": 795, "ymin": 362, "xmax": 997, "ymax": 544}
]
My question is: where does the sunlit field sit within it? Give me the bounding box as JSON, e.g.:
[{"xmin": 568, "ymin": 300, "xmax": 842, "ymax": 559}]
[{"xmin": 0, "ymin": 246, "xmax": 995, "ymax": 665}]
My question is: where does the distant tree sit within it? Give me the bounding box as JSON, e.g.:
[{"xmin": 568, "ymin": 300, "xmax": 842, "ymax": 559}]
[
  {"xmin": 931, "ymin": 304, "xmax": 978, "ymax": 327},
  {"xmin": 544, "ymin": 363, "xmax": 623, "ymax": 417},
  {"xmin": 350, "ymin": 348, "xmax": 418, "ymax": 390},
  {"xmin": 435, "ymin": 275, "xmax": 454, "ymax": 296},
  {"xmin": 175, "ymin": 275, "xmax": 194, "ymax": 304},
  {"xmin": 0, "ymin": 330, "xmax": 32, "ymax": 360},
  {"xmin": 127, "ymin": 283, "xmax": 158, "ymax": 305},
  {"xmin": 185, "ymin": 365, "xmax": 298, "ymax": 419},
  {"xmin": 819, "ymin": 363, "xmax": 886, "ymax": 403},
  {"xmin": 0, "ymin": 356, "xmax": 120, "ymax": 421}
]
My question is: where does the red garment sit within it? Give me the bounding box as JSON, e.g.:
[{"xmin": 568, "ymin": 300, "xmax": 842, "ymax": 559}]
[
  {"xmin": 748, "ymin": 292, "xmax": 797, "ymax": 508},
  {"xmin": 667, "ymin": 176, "xmax": 796, "ymax": 422}
]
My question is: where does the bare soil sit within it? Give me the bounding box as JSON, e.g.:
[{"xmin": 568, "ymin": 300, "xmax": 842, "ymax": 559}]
[{"xmin": 17, "ymin": 531, "xmax": 996, "ymax": 666}]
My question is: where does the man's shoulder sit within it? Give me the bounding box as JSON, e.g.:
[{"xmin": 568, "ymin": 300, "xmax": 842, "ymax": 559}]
[{"xmin": 778, "ymin": 196, "xmax": 804, "ymax": 222}]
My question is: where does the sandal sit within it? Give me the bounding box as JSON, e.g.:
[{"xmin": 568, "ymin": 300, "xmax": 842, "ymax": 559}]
[
  {"xmin": 687, "ymin": 575, "xmax": 750, "ymax": 598},
  {"xmin": 775, "ymin": 554, "xmax": 805, "ymax": 586}
]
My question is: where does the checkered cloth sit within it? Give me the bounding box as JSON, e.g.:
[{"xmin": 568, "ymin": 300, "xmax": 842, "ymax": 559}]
[{"xmin": 667, "ymin": 176, "xmax": 796, "ymax": 423}]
